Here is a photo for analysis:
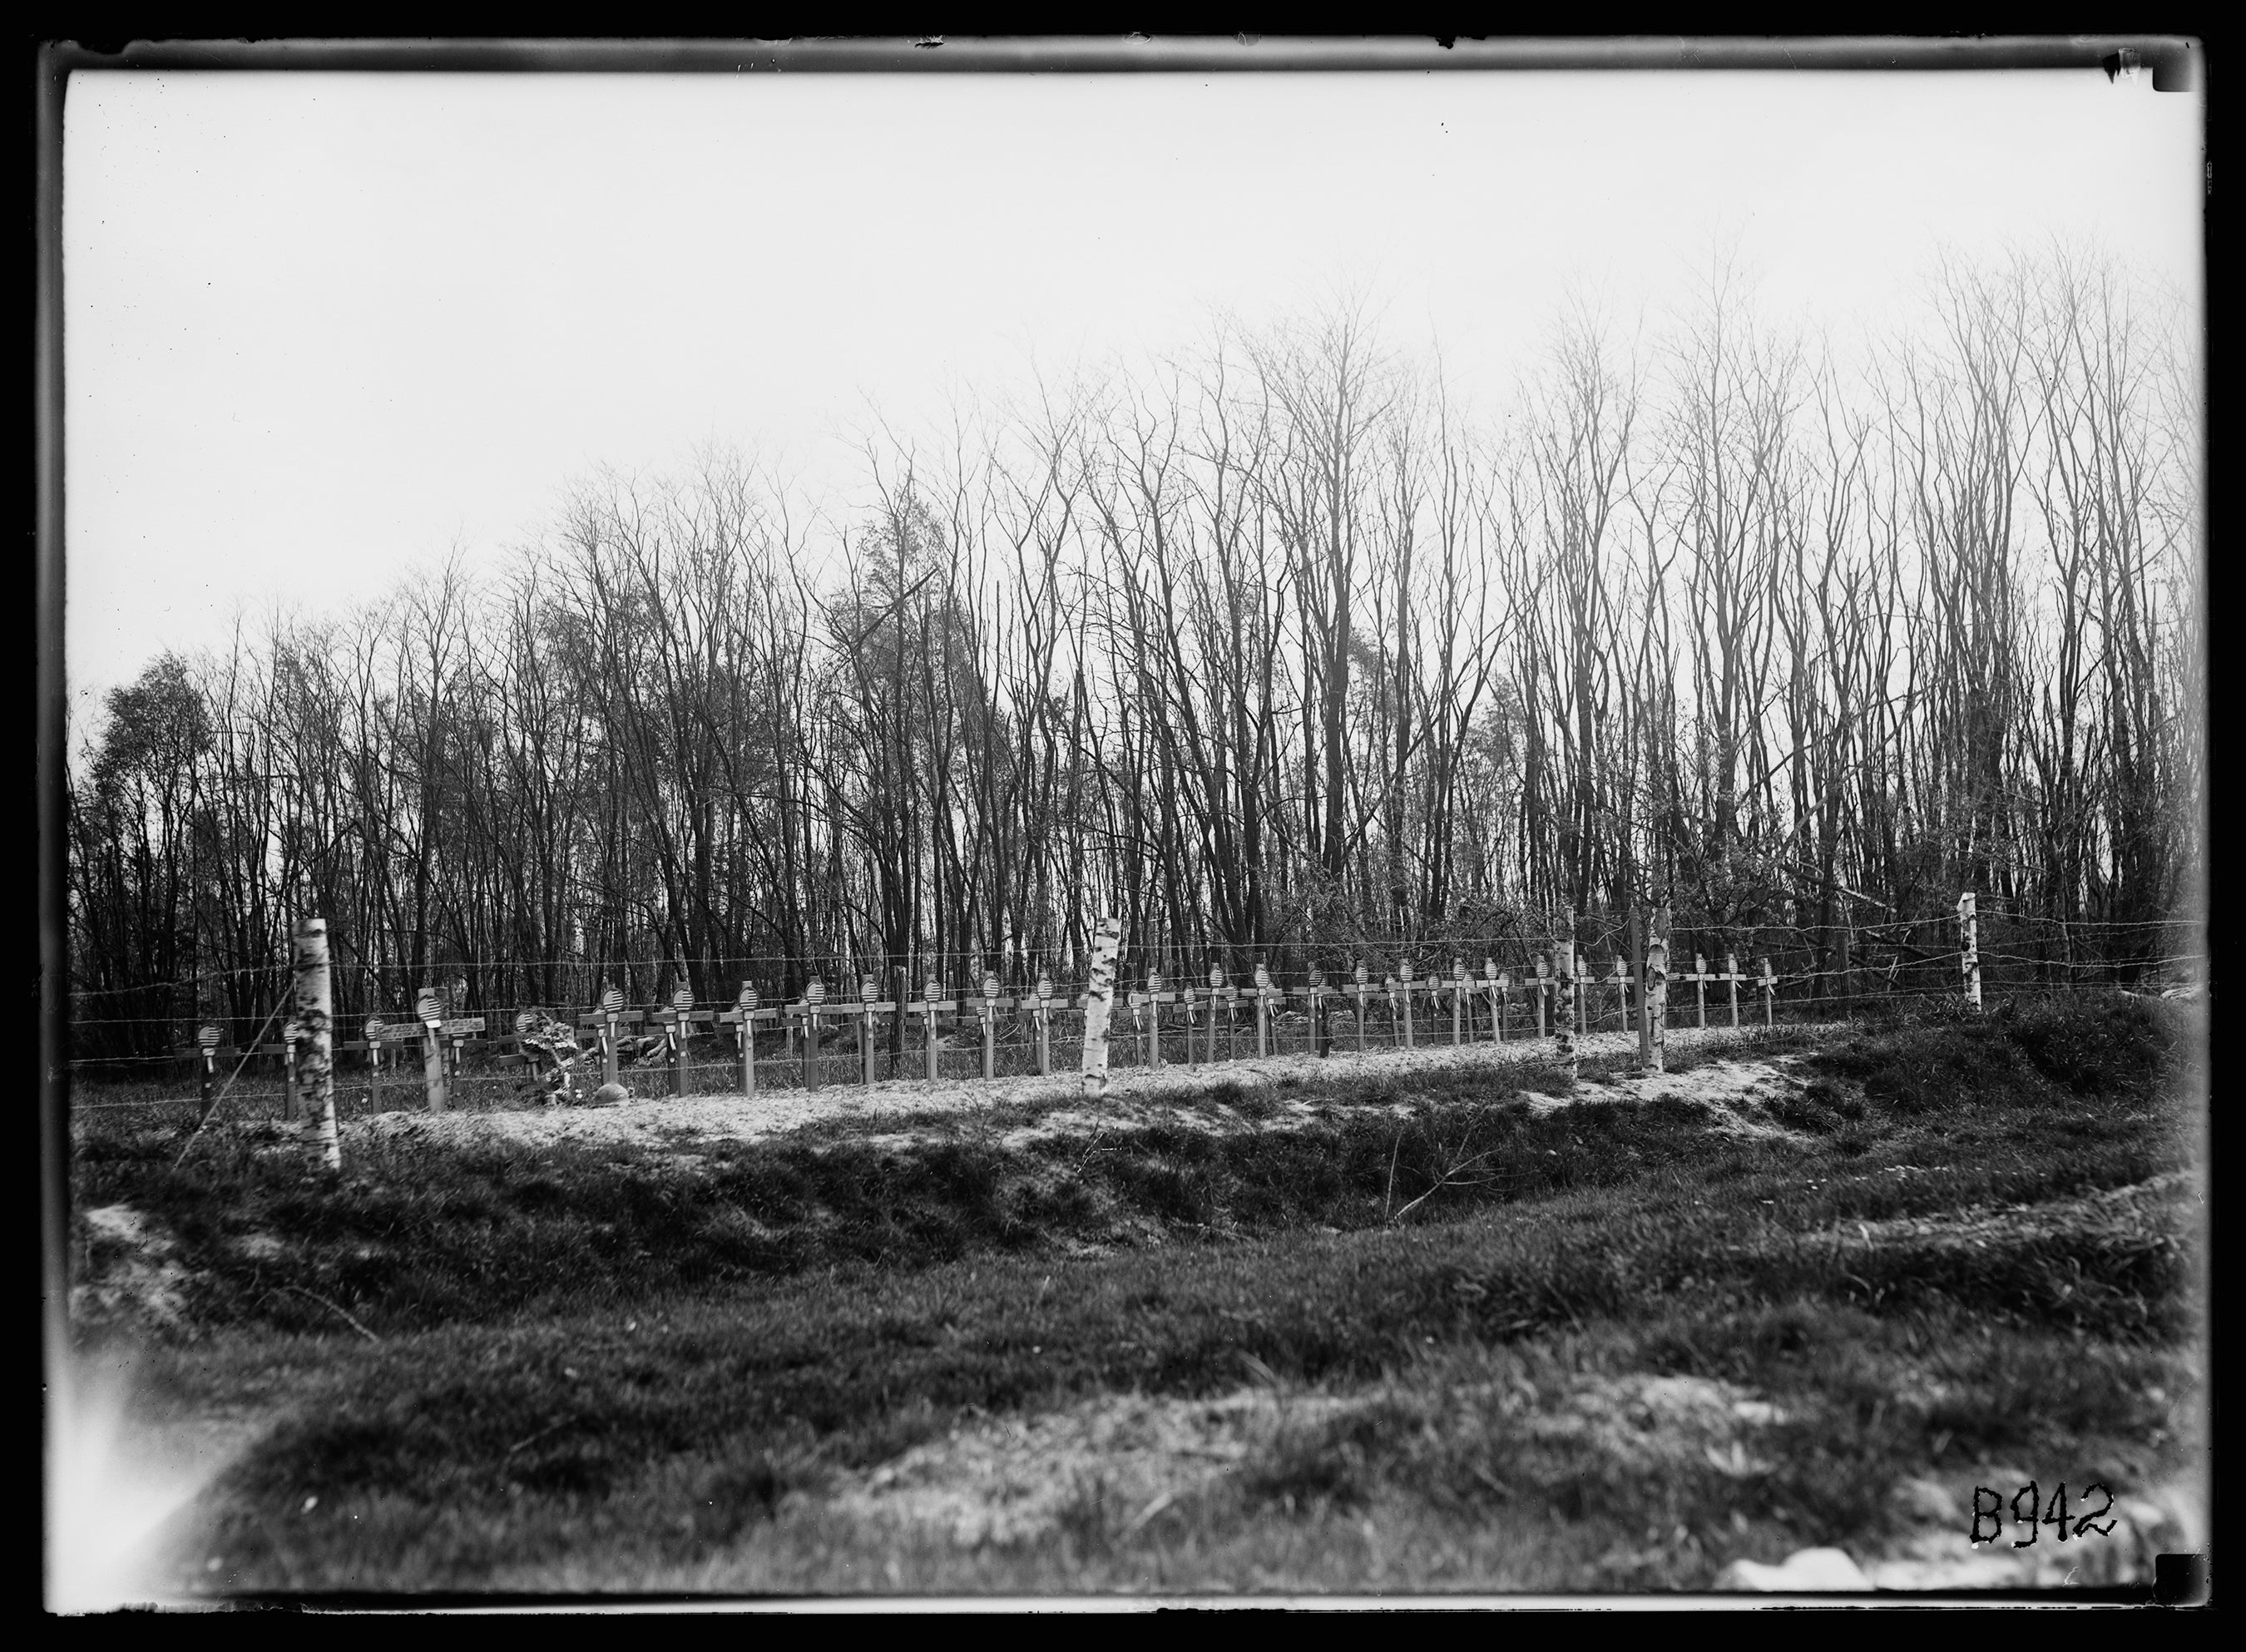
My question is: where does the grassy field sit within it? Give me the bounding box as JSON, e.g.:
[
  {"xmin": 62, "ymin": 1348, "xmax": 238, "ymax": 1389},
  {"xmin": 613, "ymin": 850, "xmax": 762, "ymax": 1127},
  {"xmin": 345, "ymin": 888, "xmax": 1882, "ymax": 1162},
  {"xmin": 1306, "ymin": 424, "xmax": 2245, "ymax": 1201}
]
[{"xmin": 60, "ymin": 996, "xmax": 2205, "ymax": 1600}]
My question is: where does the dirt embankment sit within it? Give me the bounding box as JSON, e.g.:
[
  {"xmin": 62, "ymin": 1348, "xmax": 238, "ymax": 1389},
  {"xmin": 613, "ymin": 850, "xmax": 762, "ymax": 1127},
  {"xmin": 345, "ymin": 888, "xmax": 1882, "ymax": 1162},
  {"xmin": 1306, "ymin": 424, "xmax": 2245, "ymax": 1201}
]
[{"xmin": 347, "ymin": 1024, "xmax": 1833, "ymax": 1158}]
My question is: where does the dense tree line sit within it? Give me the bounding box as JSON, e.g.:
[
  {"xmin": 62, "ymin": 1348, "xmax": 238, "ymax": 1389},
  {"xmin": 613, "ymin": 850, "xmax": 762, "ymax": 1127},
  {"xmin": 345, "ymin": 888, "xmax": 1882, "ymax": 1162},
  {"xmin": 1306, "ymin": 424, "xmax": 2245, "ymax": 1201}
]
[{"xmin": 67, "ymin": 246, "xmax": 2204, "ymax": 1058}]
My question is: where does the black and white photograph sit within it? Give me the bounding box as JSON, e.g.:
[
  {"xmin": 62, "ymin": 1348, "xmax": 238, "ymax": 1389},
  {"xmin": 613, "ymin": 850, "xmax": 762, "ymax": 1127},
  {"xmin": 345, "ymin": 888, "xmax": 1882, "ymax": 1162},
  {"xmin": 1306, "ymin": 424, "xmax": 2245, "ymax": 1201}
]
[{"xmin": 39, "ymin": 37, "xmax": 2209, "ymax": 1611}]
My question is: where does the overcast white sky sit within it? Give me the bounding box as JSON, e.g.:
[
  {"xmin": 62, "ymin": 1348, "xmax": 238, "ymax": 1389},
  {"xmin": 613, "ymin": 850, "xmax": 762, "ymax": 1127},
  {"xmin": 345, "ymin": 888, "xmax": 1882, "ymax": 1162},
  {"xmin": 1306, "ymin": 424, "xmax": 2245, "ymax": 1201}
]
[{"xmin": 62, "ymin": 66, "xmax": 2201, "ymax": 720}]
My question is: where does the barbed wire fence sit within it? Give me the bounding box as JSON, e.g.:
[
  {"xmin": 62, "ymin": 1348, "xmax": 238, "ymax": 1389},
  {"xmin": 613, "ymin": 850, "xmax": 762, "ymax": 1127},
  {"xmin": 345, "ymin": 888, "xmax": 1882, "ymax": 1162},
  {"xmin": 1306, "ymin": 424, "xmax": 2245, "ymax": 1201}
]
[{"xmin": 65, "ymin": 895, "xmax": 2207, "ymax": 1123}]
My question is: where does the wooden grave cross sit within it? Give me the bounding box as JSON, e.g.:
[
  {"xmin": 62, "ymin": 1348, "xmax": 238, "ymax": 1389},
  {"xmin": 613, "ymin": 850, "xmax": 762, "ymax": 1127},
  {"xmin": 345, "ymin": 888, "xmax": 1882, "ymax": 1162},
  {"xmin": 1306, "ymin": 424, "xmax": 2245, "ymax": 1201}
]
[
  {"xmin": 1024, "ymin": 971, "xmax": 1063, "ymax": 1077},
  {"xmin": 1720, "ymin": 953, "xmax": 1744, "ymax": 1026},
  {"xmin": 1250, "ymin": 962, "xmax": 1284, "ymax": 1057},
  {"xmin": 905, "ymin": 976, "xmax": 957, "ymax": 1083},
  {"xmin": 195, "ymin": 1021, "xmax": 225, "ymax": 1120},
  {"xmin": 414, "ymin": 987, "xmax": 449, "ymax": 1112},
  {"xmin": 791, "ymin": 978, "xmax": 829, "ymax": 1089},
  {"xmin": 1689, "ymin": 953, "xmax": 1709, "ymax": 1028},
  {"xmin": 259, "ymin": 1018, "xmax": 305, "ymax": 1121},
  {"xmin": 1533, "ymin": 955, "xmax": 1550, "ymax": 1038},
  {"xmin": 853, "ymin": 975, "xmax": 898, "ymax": 1088},
  {"xmin": 1296, "ymin": 968, "xmax": 1330, "ymax": 1058},
  {"xmin": 654, "ymin": 983, "xmax": 716, "ymax": 1096},
  {"xmin": 1485, "ymin": 959, "xmax": 1509, "ymax": 1044},
  {"xmin": 1210, "ymin": 964, "xmax": 1239, "ymax": 1063},
  {"xmin": 719, "ymin": 982, "xmax": 778, "ymax": 1097},
  {"xmin": 1398, "ymin": 960, "xmax": 1417, "ymax": 1049},
  {"xmin": 1348, "ymin": 962, "xmax": 1375, "ymax": 1055},
  {"xmin": 1759, "ymin": 957, "xmax": 1777, "ymax": 1027},
  {"xmin": 977, "ymin": 972, "xmax": 1012, "ymax": 1081},
  {"xmin": 1447, "ymin": 959, "xmax": 1470, "ymax": 1046},
  {"xmin": 1126, "ymin": 973, "xmax": 1155, "ymax": 1070}
]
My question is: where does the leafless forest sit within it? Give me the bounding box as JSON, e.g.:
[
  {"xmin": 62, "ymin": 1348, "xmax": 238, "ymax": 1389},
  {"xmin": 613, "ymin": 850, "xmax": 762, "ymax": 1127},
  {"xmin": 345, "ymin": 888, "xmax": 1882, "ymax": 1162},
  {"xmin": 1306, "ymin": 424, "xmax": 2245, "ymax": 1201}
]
[{"xmin": 67, "ymin": 247, "xmax": 2204, "ymax": 1059}]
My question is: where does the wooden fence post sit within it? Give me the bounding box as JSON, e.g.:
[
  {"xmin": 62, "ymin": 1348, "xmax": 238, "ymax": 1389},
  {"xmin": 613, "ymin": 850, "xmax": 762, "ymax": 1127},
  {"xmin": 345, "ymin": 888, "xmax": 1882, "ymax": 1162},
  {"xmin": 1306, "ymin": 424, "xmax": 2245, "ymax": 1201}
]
[
  {"xmin": 1958, "ymin": 892, "xmax": 1982, "ymax": 1011},
  {"xmin": 293, "ymin": 916, "xmax": 340, "ymax": 1174},
  {"xmin": 1081, "ymin": 915, "xmax": 1123, "ymax": 1096},
  {"xmin": 416, "ymin": 987, "xmax": 448, "ymax": 1113}
]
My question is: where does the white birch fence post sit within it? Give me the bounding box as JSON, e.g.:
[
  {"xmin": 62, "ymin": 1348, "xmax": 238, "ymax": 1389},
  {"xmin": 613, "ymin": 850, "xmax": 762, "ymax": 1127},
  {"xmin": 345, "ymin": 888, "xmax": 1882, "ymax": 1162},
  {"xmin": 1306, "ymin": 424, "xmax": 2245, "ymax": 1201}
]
[
  {"xmin": 294, "ymin": 916, "xmax": 341, "ymax": 1173},
  {"xmin": 1958, "ymin": 891, "xmax": 1982, "ymax": 1011},
  {"xmin": 1081, "ymin": 914, "xmax": 1123, "ymax": 1096}
]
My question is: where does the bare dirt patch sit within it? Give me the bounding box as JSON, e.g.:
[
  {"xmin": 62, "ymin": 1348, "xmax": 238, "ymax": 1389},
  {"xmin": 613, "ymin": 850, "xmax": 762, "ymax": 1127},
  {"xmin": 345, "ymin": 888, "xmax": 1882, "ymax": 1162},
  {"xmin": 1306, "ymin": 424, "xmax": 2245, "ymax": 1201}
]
[{"xmin": 72, "ymin": 1204, "xmax": 194, "ymax": 1333}]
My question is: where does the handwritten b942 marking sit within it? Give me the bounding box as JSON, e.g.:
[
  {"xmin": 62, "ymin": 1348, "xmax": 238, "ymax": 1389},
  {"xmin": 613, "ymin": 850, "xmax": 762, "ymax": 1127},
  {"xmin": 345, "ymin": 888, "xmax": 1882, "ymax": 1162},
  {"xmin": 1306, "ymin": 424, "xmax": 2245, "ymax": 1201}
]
[{"xmin": 1971, "ymin": 1481, "xmax": 2118, "ymax": 1546}]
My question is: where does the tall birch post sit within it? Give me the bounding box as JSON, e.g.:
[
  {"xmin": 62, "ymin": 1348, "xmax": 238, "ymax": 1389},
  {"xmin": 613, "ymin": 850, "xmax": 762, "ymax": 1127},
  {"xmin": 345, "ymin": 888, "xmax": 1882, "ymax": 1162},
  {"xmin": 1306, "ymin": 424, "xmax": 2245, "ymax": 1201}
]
[
  {"xmin": 1958, "ymin": 892, "xmax": 1982, "ymax": 1011},
  {"xmin": 294, "ymin": 916, "xmax": 341, "ymax": 1174},
  {"xmin": 1080, "ymin": 914, "xmax": 1123, "ymax": 1096}
]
